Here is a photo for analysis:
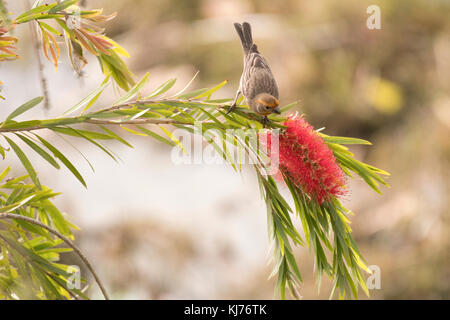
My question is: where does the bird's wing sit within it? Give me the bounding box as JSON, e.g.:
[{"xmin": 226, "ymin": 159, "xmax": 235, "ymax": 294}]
[{"xmin": 243, "ymin": 52, "xmax": 279, "ymax": 99}]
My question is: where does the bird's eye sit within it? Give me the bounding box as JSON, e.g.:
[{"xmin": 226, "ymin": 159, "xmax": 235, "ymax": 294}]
[{"xmin": 265, "ymin": 106, "xmax": 270, "ymax": 110}]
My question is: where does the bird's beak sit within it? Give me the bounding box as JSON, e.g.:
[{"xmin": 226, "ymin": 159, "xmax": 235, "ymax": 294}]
[{"xmin": 273, "ymin": 107, "xmax": 281, "ymax": 114}]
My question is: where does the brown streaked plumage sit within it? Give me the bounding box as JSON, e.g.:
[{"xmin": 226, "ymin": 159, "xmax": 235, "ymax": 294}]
[{"xmin": 228, "ymin": 22, "xmax": 281, "ymax": 119}]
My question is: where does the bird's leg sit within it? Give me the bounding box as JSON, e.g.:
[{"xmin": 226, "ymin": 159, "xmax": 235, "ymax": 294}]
[
  {"xmin": 261, "ymin": 116, "xmax": 269, "ymax": 127},
  {"xmin": 227, "ymin": 90, "xmax": 241, "ymax": 114}
]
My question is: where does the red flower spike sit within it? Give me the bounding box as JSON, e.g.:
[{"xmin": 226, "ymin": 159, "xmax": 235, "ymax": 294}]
[{"xmin": 265, "ymin": 114, "xmax": 347, "ymax": 204}]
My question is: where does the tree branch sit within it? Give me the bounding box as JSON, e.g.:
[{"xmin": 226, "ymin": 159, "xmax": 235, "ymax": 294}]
[
  {"xmin": 93, "ymin": 98, "xmax": 226, "ymax": 113},
  {"xmin": 85, "ymin": 118, "xmax": 191, "ymax": 126},
  {"xmin": 0, "ymin": 98, "xmax": 231, "ymax": 133},
  {"xmin": 0, "ymin": 212, "xmax": 110, "ymax": 300}
]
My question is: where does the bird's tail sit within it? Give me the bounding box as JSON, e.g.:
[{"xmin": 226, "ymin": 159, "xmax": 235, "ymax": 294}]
[{"xmin": 234, "ymin": 22, "xmax": 256, "ymax": 55}]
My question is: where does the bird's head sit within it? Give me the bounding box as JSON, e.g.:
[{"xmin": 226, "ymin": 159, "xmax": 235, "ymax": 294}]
[{"xmin": 254, "ymin": 93, "xmax": 281, "ymax": 116}]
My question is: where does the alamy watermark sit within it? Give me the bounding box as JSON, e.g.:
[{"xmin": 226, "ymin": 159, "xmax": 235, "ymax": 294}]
[
  {"xmin": 65, "ymin": 6, "xmax": 81, "ymax": 30},
  {"xmin": 170, "ymin": 121, "xmax": 280, "ymax": 175},
  {"xmin": 66, "ymin": 265, "xmax": 81, "ymax": 290},
  {"xmin": 367, "ymin": 5, "xmax": 382, "ymax": 30},
  {"xmin": 367, "ymin": 265, "xmax": 381, "ymax": 290}
]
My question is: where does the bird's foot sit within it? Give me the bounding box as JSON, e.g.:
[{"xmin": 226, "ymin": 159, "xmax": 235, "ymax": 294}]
[
  {"xmin": 261, "ymin": 116, "xmax": 269, "ymax": 128},
  {"xmin": 226, "ymin": 104, "xmax": 236, "ymax": 115}
]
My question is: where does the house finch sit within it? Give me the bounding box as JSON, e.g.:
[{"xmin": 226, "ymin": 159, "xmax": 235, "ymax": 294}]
[{"xmin": 228, "ymin": 22, "xmax": 281, "ymax": 120}]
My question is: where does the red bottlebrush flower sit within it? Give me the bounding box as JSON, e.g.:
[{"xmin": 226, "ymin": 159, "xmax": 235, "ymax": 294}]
[{"xmin": 265, "ymin": 114, "xmax": 346, "ymax": 204}]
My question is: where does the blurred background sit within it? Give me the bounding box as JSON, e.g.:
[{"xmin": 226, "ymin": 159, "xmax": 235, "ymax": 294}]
[{"xmin": 1, "ymin": 0, "xmax": 449, "ymax": 299}]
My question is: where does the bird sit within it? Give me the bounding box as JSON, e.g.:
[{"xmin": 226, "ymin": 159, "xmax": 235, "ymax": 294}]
[{"xmin": 228, "ymin": 22, "xmax": 281, "ymax": 122}]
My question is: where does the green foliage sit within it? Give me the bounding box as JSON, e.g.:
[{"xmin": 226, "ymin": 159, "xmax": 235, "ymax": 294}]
[
  {"xmin": 0, "ymin": 167, "xmax": 89, "ymax": 300},
  {"xmin": 257, "ymin": 130, "xmax": 388, "ymax": 299},
  {"xmin": 0, "ymin": 0, "xmax": 390, "ymax": 300},
  {"xmin": 0, "ymin": 73, "xmax": 389, "ymax": 299},
  {"xmin": 13, "ymin": 0, "xmax": 134, "ymax": 89}
]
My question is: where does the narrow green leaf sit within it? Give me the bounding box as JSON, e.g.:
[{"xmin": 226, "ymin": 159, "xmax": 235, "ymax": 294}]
[
  {"xmin": 178, "ymin": 88, "xmax": 209, "ymax": 100},
  {"xmin": 0, "ymin": 194, "xmax": 36, "ymax": 213},
  {"xmin": 113, "ymin": 72, "xmax": 149, "ymax": 106},
  {"xmin": 15, "ymin": 134, "xmax": 60, "ymax": 169},
  {"xmin": 0, "ymin": 144, "xmax": 6, "ymax": 159},
  {"xmin": 192, "ymin": 80, "xmax": 228, "ymax": 100},
  {"xmin": 5, "ymin": 136, "xmax": 41, "ymax": 189},
  {"xmin": 0, "ymin": 167, "xmax": 11, "ymax": 182},
  {"xmin": 320, "ymin": 134, "xmax": 372, "ymax": 145},
  {"xmin": 33, "ymin": 134, "xmax": 87, "ymax": 188},
  {"xmin": 128, "ymin": 108, "xmax": 151, "ymax": 121},
  {"xmin": 15, "ymin": 13, "xmax": 65, "ymax": 24},
  {"xmin": 0, "ymin": 120, "xmax": 42, "ymax": 130},
  {"xmin": 40, "ymin": 199, "xmax": 72, "ymax": 236},
  {"xmin": 50, "ymin": 127, "xmax": 113, "ymax": 140},
  {"xmin": 121, "ymin": 126, "xmax": 147, "ymax": 137},
  {"xmin": 144, "ymin": 78, "xmax": 176, "ymax": 99},
  {"xmin": 136, "ymin": 125, "xmax": 175, "ymax": 146},
  {"xmin": 64, "ymin": 78, "xmax": 110, "ymax": 115},
  {"xmin": 15, "ymin": 3, "xmax": 58, "ymax": 21},
  {"xmin": 38, "ymin": 21, "xmax": 62, "ymax": 36},
  {"xmin": 159, "ymin": 125, "xmax": 187, "ymax": 154},
  {"xmin": 100, "ymin": 126, "xmax": 133, "ymax": 148},
  {"xmin": 280, "ymin": 101, "xmax": 298, "ymax": 112},
  {"xmin": 48, "ymin": 0, "xmax": 78, "ymax": 14},
  {"xmin": 56, "ymin": 127, "xmax": 118, "ymax": 163},
  {"xmin": 5, "ymin": 97, "xmax": 43, "ymax": 122},
  {"xmin": 170, "ymin": 70, "xmax": 199, "ymax": 98}
]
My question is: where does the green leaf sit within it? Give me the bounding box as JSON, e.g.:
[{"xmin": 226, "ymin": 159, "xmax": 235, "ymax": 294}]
[
  {"xmin": 0, "ymin": 194, "xmax": 36, "ymax": 213},
  {"xmin": 159, "ymin": 126, "xmax": 187, "ymax": 154},
  {"xmin": 178, "ymin": 88, "xmax": 209, "ymax": 100},
  {"xmin": 64, "ymin": 78, "xmax": 110, "ymax": 115},
  {"xmin": 0, "ymin": 120, "xmax": 43, "ymax": 130},
  {"xmin": 38, "ymin": 21, "xmax": 62, "ymax": 36},
  {"xmin": 82, "ymin": 91, "xmax": 102, "ymax": 114},
  {"xmin": 55, "ymin": 132, "xmax": 96, "ymax": 174},
  {"xmin": 15, "ymin": 3, "xmax": 58, "ymax": 21},
  {"xmin": 320, "ymin": 134, "xmax": 372, "ymax": 145},
  {"xmin": 113, "ymin": 72, "xmax": 149, "ymax": 106},
  {"xmin": 5, "ymin": 97, "xmax": 44, "ymax": 122},
  {"xmin": 56, "ymin": 127, "xmax": 118, "ymax": 163},
  {"xmin": 171, "ymin": 71, "xmax": 199, "ymax": 98},
  {"xmin": 33, "ymin": 134, "xmax": 87, "ymax": 188},
  {"xmin": 128, "ymin": 108, "xmax": 151, "ymax": 121},
  {"xmin": 48, "ymin": 0, "xmax": 79, "ymax": 14},
  {"xmin": 100, "ymin": 126, "xmax": 133, "ymax": 148},
  {"xmin": 144, "ymin": 78, "xmax": 176, "ymax": 99},
  {"xmin": 40, "ymin": 200, "xmax": 72, "ymax": 236},
  {"xmin": 285, "ymin": 250, "xmax": 302, "ymax": 283},
  {"xmin": 0, "ymin": 167, "xmax": 11, "ymax": 182},
  {"xmin": 50, "ymin": 127, "xmax": 113, "ymax": 140},
  {"xmin": 15, "ymin": 13, "xmax": 65, "ymax": 24},
  {"xmin": 5, "ymin": 136, "xmax": 41, "ymax": 189},
  {"xmin": 280, "ymin": 101, "xmax": 298, "ymax": 113},
  {"xmin": 14, "ymin": 219, "xmax": 52, "ymax": 241},
  {"xmin": 136, "ymin": 125, "xmax": 175, "ymax": 147},
  {"xmin": 192, "ymin": 80, "xmax": 228, "ymax": 100},
  {"xmin": 120, "ymin": 126, "xmax": 147, "ymax": 137},
  {"xmin": 15, "ymin": 134, "xmax": 60, "ymax": 169},
  {"xmin": 100, "ymin": 51, "xmax": 135, "ymax": 91}
]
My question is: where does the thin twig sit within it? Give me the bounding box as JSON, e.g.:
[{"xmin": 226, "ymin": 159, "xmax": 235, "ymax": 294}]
[
  {"xmin": 85, "ymin": 118, "xmax": 191, "ymax": 126},
  {"xmin": 0, "ymin": 98, "xmax": 275, "ymax": 133},
  {"xmin": 0, "ymin": 119, "xmax": 197, "ymax": 133},
  {"xmin": 96, "ymin": 98, "xmax": 226, "ymax": 114},
  {"xmin": 23, "ymin": 0, "xmax": 51, "ymax": 110},
  {"xmin": 0, "ymin": 212, "xmax": 110, "ymax": 300},
  {"xmin": 0, "ymin": 125, "xmax": 46, "ymax": 133}
]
